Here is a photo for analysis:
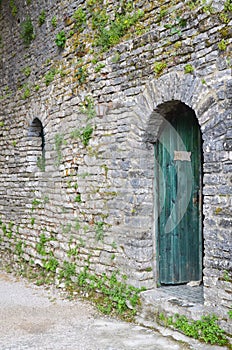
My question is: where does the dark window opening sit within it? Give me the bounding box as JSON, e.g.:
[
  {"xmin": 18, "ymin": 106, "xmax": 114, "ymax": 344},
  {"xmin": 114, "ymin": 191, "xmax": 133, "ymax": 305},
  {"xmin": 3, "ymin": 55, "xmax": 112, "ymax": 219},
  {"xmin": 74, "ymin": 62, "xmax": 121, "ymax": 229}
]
[{"xmin": 27, "ymin": 118, "xmax": 45, "ymax": 172}]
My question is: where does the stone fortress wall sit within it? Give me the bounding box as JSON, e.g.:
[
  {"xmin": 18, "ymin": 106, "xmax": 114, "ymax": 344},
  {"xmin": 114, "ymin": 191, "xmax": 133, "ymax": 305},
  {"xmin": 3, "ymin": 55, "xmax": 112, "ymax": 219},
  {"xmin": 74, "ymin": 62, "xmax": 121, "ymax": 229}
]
[{"xmin": 0, "ymin": 0, "xmax": 231, "ymax": 323}]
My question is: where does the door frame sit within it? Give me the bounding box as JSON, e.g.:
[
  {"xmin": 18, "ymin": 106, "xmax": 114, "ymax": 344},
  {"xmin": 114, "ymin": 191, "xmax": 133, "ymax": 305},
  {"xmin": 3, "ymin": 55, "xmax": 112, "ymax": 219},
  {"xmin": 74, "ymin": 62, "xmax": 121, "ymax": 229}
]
[{"xmin": 154, "ymin": 103, "xmax": 203, "ymax": 286}]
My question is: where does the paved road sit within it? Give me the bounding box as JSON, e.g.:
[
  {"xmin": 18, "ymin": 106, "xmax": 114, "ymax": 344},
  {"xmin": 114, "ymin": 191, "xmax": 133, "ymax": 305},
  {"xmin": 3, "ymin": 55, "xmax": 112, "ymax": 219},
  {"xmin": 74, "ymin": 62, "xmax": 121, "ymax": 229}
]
[
  {"xmin": 0, "ymin": 271, "xmax": 225, "ymax": 350},
  {"xmin": 0, "ymin": 271, "xmax": 190, "ymax": 350}
]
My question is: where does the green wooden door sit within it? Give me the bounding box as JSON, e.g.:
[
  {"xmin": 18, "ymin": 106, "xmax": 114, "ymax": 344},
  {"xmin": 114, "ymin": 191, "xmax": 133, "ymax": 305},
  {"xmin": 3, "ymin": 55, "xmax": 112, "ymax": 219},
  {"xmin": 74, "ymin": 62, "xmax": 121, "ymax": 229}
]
[{"xmin": 156, "ymin": 107, "xmax": 202, "ymax": 285}]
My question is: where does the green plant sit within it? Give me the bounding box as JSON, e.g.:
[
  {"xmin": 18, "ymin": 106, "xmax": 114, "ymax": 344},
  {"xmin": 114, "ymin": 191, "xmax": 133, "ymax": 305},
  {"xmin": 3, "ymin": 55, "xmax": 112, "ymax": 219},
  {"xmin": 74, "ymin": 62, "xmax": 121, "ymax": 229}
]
[
  {"xmin": 43, "ymin": 257, "xmax": 59, "ymax": 272},
  {"xmin": 54, "ymin": 133, "xmax": 64, "ymax": 165},
  {"xmin": 37, "ymin": 155, "xmax": 45, "ymax": 171},
  {"xmin": 184, "ymin": 64, "xmax": 194, "ymax": 74},
  {"xmin": 94, "ymin": 62, "xmax": 105, "ymax": 73},
  {"xmin": 158, "ymin": 313, "xmax": 228, "ymax": 346},
  {"xmin": 20, "ymin": 16, "xmax": 35, "ymax": 46},
  {"xmin": 94, "ymin": 9, "xmax": 144, "ymax": 51},
  {"xmin": 154, "ymin": 61, "xmax": 167, "ymax": 75},
  {"xmin": 223, "ymin": 270, "xmax": 232, "ymax": 282},
  {"xmin": 218, "ymin": 39, "xmax": 228, "ymax": 51},
  {"xmin": 79, "ymin": 95, "xmax": 96, "ymax": 119},
  {"xmin": 36, "ymin": 233, "xmax": 48, "ymax": 256},
  {"xmin": 15, "ymin": 240, "xmax": 23, "ymax": 256},
  {"xmin": 21, "ymin": 85, "xmax": 31, "ymax": 99},
  {"xmin": 9, "ymin": 0, "xmax": 17, "ymax": 16},
  {"xmin": 91, "ymin": 9, "xmax": 108, "ymax": 30},
  {"xmin": 80, "ymin": 125, "xmax": 93, "ymax": 147},
  {"xmin": 51, "ymin": 16, "xmax": 57, "ymax": 27},
  {"xmin": 157, "ymin": 9, "xmax": 168, "ymax": 21},
  {"xmin": 75, "ymin": 269, "xmax": 145, "ymax": 317},
  {"xmin": 164, "ymin": 16, "xmax": 187, "ymax": 36},
  {"xmin": 30, "ymin": 217, "xmax": 35, "ymax": 226},
  {"xmin": 95, "ymin": 221, "xmax": 104, "ymax": 241},
  {"xmin": 75, "ymin": 65, "xmax": 88, "ymax": 84},
  {"xmin": 70, "ymin": 124, "xmax": 93, "ymax": 147},
  {"xmin": 111, "ymin": 52, "xmax": 121, "ymax": 63},
  {"xmin": 224, "ymin": 0, "xmax": 232, "ymax": 11},
  {"xmin": 59, "ymin": 261, "xmax": 77, "ymax": 282},
  {"xmin": 74, "ymin": 219, "xmax": 81, "ymax": 231},
  {"xmin": 38, "ymin": 9, "xmax": 46, "ymax": 26},
  {"xmin": 74, "ymin": 194, "xmax": 81, "ymax": 203},
  {"xmin": 32, "ymin": 198, "xmax": 41, "ymax": 210},
  {"xmin": 55, "ymin": 30, "xmax": 67, "ymax": 48},
  {"xmin": 44, "ymin": 68, "xmax": 57, "ymax": 86},
  {"xmin": 228, "ymin": 308, "xmax": 232, "ymax": 319},
  {"xmin": 0, "ymin": 121, "xmax": 4, "ymax": 127},
  {"xmin": 43, "ymin": 196, "xmax": 49, "ymax": 204},
  {"xmin": 22, "ymin": 66, "xmax": 31, "ymax": 77},
  {"xmin": 67, "ymin": 245, "xmax": 79, "ymax": 258},
  {"xmin": 72, "ymin": 7, "xmax": 87, "ymax": 32}
]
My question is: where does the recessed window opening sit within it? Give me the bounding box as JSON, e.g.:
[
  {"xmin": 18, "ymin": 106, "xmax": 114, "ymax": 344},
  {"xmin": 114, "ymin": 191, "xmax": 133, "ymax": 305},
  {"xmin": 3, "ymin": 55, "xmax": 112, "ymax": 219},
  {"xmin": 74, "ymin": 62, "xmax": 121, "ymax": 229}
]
[{"xmin": 27, "ymin": 118, "xmax": 45, "ymax": 171}]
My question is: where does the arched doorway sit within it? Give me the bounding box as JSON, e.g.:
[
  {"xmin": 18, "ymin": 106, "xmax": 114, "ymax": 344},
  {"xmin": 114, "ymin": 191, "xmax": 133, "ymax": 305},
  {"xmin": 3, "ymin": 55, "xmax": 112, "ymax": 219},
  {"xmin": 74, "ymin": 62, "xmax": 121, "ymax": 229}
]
[{"xmin": 155, "ymin": 102, "xmax": 203, "ymax": 285}]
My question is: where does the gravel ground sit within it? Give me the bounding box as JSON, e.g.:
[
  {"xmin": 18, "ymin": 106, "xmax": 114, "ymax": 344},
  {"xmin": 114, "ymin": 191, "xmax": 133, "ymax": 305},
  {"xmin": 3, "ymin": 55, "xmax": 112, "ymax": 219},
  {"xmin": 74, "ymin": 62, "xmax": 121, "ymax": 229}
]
[
  {"xmin": 0, "ymin": 271, "xmax": 191, "ymax": 350},
  {"xmin": 0, "ymin": 271, "xmax": 227, "ymax": 350}
]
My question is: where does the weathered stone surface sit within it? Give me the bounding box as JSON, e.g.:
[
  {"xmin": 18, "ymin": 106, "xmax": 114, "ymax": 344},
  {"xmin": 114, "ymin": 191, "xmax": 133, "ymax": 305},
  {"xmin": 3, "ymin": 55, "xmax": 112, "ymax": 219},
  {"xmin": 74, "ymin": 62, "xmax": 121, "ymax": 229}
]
[{"xmin": 0, "ymin": 0, "xmax": 231, "ymax": 326}]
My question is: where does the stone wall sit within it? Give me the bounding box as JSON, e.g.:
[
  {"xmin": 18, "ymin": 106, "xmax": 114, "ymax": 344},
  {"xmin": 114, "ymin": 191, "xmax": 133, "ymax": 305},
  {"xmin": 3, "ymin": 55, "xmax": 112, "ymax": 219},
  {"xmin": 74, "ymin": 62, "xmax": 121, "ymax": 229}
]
[{"xmin": 0, "ymin": 0, "xmax": 231, "ymax": 318}]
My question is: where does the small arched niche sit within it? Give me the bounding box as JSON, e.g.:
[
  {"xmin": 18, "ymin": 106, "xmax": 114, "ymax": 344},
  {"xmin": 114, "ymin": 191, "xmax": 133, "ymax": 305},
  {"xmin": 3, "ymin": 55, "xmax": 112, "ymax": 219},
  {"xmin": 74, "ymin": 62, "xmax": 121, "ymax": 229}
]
[{"xmin": 27, "ymin": 118, "xmax": 45, "ymax": 172}]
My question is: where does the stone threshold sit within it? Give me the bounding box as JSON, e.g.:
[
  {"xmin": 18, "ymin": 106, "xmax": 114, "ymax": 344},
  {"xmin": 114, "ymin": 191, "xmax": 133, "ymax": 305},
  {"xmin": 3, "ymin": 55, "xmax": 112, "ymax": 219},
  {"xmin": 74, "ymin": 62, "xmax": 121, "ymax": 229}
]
[
  {"xmin": 135, "ymin": 285, "xmax": 230, "ymax": 350},
  {"xmin": 137, "ymin": 284, "xmax": 205, "ymax": 323}
]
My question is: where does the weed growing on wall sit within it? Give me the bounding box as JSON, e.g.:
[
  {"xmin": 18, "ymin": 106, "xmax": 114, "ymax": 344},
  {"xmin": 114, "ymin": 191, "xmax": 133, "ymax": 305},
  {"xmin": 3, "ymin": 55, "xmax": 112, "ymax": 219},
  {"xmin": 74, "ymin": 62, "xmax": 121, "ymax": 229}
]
[
  {"xmin": 51, "ymin": 16, "xmax": 57, "ymax": 27},
  {"xmin": 164, "ymin": 16, "xmax": 187, "ymax": 35},
  {"xmin": 229, "ymin": 309, "xmax": 232, "ymax": 319},
  {"xmin": 44, "ymin": 68, "xmax": 57, "ymax": 86},
  {"xmin": 22, "ymin": 66, "xmax": 31, "ymax": 77},
  {"xmin": 70, "ymin": 124, "xmax": 93, "ymax": 147},
  {"xmin": 9, "ymin": 0, "xmax": 17, "ymax": 16},
  {"xmin": 93, "ymin": 9, "xmax": 144, "ymax": 51},
  {"xmin": 20, "ymin": 16, "xmax": 35, "ymax": 46},
  {"xmin": 72, "ymin": 8, "xmax": 87, "ymax": 32},
  {"xmin": 184, "ymin": 64, "xmax": 194, "ymax": 74},
  {"xmin": 54, "ymin": 133, "xmax": 65, "ymax": 165},
  {"xmin": 74, "ymin": 65, "xmax": 88, "ymax": 84},
  {"xmin": 94, "ymin": 221, "xmax": 104, "ymax": 241},
  {"xmin": 55, "ymin": 30, "xmax": 67, "ymax": 48},
  {"xmin": 37, "ymin": 155, "xmax": 45, "ymax": 171},
  {"xmin": 154, "ymin": 61, "xmax": 167, "ymax": 76},
  {"xmin": 158, "ymin": 313, "xmax": 229, "ymax": 346}
]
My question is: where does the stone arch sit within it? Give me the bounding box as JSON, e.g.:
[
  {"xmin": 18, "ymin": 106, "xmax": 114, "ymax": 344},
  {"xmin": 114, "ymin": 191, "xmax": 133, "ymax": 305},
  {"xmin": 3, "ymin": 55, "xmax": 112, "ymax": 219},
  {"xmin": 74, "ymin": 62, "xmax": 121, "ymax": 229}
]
[
  {"xmin": 26, "ymin": 118, "xmax": 45, "ymax": 172},
  {"xmin": 133, "ymin": 71, "xmax": 219, "ymax": 143},
  {"xmin": 132, "ymin": 71, "xmax": 223, "ymax": 288}
]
